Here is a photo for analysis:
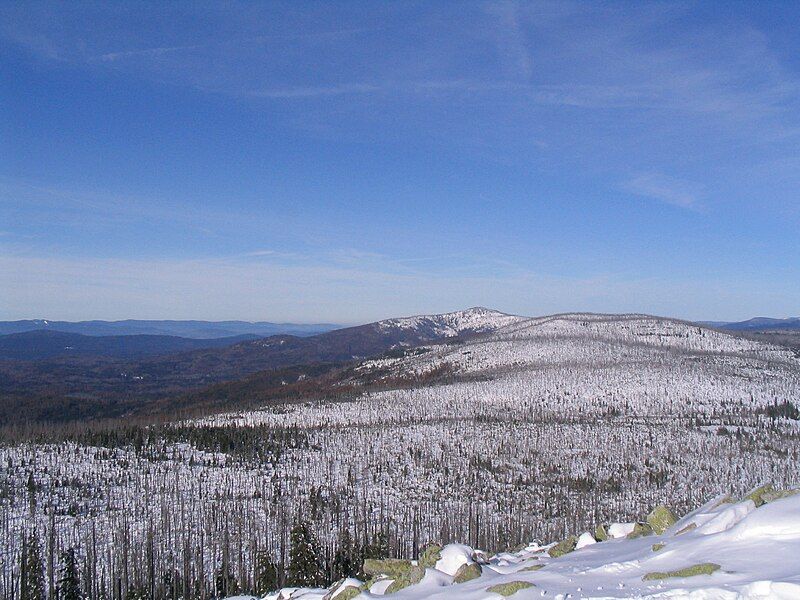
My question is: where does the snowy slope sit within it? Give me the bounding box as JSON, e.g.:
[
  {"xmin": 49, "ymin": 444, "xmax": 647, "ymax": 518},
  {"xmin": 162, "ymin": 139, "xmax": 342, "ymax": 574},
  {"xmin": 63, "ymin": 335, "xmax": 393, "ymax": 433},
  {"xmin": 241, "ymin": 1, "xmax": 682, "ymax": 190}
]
[
  {"xmin": 6, "ymin": 311, "xmax": 800, "ymax": 600},
  {"xmin": 262, "ymin": 491, "xmax": 800, "ymax": 600},
  {"xmin": 360, "ymin": 313, "xmax": 798, "ymax": 379},
  {"xmin": 374, "ymin": 307, "xmax": 525, "ymax": 338}
]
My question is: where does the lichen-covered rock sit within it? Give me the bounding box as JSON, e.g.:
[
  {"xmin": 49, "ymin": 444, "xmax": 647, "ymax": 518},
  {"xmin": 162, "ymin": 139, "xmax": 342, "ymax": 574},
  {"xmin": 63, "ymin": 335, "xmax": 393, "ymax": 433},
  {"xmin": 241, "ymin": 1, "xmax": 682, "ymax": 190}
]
[
  {"xmin": 325, "ymin": 585, "xmax": 361, "ymax": 600},
  {"xmin": 487, "ymin": 581, "xmax": 535, "ymax": 596},
  {"xmin": 746, "ymin": 484, "xmax": 776, "ymax": 507},
  {"xmin": 511, "ymin": 542, "xmax": 529, "ymax": 553},
  {"xmin": 323, "ymin": 577, "xmax": 364, "ymax": 600},
  {"xmin": 594, "ymin": 524, "xmax": 609, "ymax": 541},
  {"xmin": 367, "ymin": 577, "xmax": 394, "ymax": 595},
  {"xmin": 627, "ymin": 522, "xmax": 653, "ymax": 539},
  {"xmin": 651, "ymin": 542, "xmax": 666, "ymax": 552},
  {"xmin": 548, "ymin": 535, "xmax": 577, "ymax": 558},
  {"xmin": 642, "ymin": 563, "xmax": 721, "ymax": 581},
  {"xmin": 761, "ymin": 488, "xmax": 800, "ymax": 504},
  {"xmin": 675, "ymin": 522, "xmax": 697, "ymax": 536},
  {"xmin": 384, "ymin": 566, "xmax": 425, "ymax": 594},
  {"xmin": 418, "ymin": 543, "xmax": 443, "ymax": 569},
  {"xmin": 520, "ymin": 564, "xmax": 543, "ymax": 572},
  {"xmin": 334, "ymin": 587, "xmax": 361, "ymax": 600},
  {"xmin": 453, "ymin": 562, "xmax": 482, "ymax": 583},
  {"xmin": 363, "ymin": 558, "xmax": 415, "ymax": 578},
  {"xmin": 647, "ymin": 505, "xmax": 677, "ymax": 534}
]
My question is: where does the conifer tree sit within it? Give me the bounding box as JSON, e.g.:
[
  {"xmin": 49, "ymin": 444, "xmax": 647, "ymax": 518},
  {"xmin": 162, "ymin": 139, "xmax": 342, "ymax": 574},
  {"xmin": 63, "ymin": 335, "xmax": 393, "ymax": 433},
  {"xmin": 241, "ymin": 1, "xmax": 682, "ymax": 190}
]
[
  {"xmin": 22, "ymin": 530, "xmax": 45, "ymax": 600},
  {"xmin": 214, "ymin": 565, "xmax": 238, "ymax": 599},
  {"xmin": 255, "ymin": 550, "xmax": 279, "ymax": 595},
  {"xmin": 287, "ymin": 520, "xmax": 324, "ymax": 587},
  {"xmin": 57, "ymin": 548, "xmax": 82, "ymax": 600},
  {"xmin": 332, "ymin": 528, "xmax": 356, "ymax": 581}
]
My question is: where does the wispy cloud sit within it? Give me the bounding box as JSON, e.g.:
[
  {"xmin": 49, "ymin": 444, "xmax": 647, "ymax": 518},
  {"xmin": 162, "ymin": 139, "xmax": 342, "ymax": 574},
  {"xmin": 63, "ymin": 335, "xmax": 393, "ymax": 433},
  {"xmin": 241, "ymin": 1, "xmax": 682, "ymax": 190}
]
[
  {"xmin": 96, "ymin": 44, "xmax": 204, "ymax": 62},
  {"xmin": 622, "ymin": 173, "xmax": 703, "ymax": 209},
  {"xmin": 485, "ymin": 1, "xmax": 533, "ymax": 81},
  {"xmin": 233, "ymin": 79, "xmax": 522, "ymax": 99}
]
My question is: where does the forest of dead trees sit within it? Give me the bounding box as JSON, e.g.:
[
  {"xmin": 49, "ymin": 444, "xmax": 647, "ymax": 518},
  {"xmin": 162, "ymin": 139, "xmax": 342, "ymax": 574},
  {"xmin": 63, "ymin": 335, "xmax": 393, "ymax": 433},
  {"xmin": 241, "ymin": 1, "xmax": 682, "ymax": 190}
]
[{"xmin": 3, "ymin": 316, "xmax": 800, "ymax": 599}]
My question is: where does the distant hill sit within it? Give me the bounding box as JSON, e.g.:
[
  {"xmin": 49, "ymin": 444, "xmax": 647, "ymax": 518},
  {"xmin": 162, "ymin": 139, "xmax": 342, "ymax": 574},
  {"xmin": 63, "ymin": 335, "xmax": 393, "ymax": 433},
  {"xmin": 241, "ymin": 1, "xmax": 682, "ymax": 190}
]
[
  {"xmin": 0, "ymin": 330, "xmax": 260, "ymax": 361},
  {"xmin": 0, "ymin": 307, "xmax": 524, "ymax": 423},
  {"xmin": 700, "ymin": 317, "xmax": 800, "ymax": 331},
  {"xmin": 0, "ymin": 319, "xmax": 340, "ymax": 339},
  {"xmin": 118, "ymin": 306, "xmax": 525, "ymax": 386}
]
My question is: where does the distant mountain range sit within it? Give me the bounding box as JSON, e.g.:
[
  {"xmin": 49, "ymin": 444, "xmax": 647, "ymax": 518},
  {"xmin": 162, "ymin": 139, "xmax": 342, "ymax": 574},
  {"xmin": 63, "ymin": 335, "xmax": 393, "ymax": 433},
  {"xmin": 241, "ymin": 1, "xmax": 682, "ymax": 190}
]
[
  {"xmin": 0, "ymin": 319, "xmax": 340, "ymax": 338},
  {"xmin": 0, "ymin": 307, "xmax": 524, "ymax": 423},
  {"xmin": 0, "ymin": 330, "xmax": 260, "ymax": 361},
  {"xmin": 5, "ymin": 307, "xmax": 800, "ymax": 425},
  {"xmin": 700, "ymin": 317, "xmax": 800, "ymax": 331}
]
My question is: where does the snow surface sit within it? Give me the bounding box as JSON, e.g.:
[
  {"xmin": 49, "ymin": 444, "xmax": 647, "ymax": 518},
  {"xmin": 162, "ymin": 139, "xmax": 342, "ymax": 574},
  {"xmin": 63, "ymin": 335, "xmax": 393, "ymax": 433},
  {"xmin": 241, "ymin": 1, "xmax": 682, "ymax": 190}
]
[
  {"xmin": 375, "ymin": 307, "xmax": 525, "ymax": 337},
  {"xmin": 257, "ymin": 493, "xmax": 800, "ymax": 599},
  {"xmin": 435, "ymin": 543, "xmax": 477, "ymax": 576}
]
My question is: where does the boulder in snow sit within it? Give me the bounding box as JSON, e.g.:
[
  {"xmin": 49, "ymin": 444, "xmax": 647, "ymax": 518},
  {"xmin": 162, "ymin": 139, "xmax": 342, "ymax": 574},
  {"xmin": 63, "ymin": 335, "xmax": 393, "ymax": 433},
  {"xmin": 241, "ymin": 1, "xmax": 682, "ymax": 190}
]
[
  {"xmin": 486, "ymin": 581, "xmax": 535, "ymax": 596},
  {"xmin": 453, "ymin": 562, "xmax": 482, "ymax": 583},
  {"xmin": 642, "ymin": 562, "xmax": 721, "ymax": 581},
  {"xmin": 547, "ymin": 535, "xmax": 577, "ymax": 557},
  {"xmin": 646, "ymin": 505, "xmax": 677, "ymax": 534}
]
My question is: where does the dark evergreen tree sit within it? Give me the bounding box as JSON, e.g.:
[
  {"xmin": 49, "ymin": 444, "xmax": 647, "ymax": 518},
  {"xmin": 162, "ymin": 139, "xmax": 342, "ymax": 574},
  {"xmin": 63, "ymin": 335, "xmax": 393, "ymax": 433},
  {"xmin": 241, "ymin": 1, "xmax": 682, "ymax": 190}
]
[
  {"xmin": 255, "ymin": 550, "xmax": 279, "ymax": 595},
  {"xmin": 57, "ymin": 548, "xmax": 82, "ymax": 600},
  {"xmin": 356, "ymin": 531, "xmax": 388, "ymax": 579},
  {"xmin": 215, "ymin": 565, "xmax": 238, "ymax": 599},
  {"xmin": 332, "ymin": 528, "xmax": 357, "ymax": 581},
  {"xmin": 22, "ymin": 530, "xmax": 45, "ymax": 600},
  {"xmin": 287, "ymin": 520, "xmax": 324, "ymax": 587},
  {"xmin": 363, "ymin": 532, "xmax": 388, "ymax": 560}
]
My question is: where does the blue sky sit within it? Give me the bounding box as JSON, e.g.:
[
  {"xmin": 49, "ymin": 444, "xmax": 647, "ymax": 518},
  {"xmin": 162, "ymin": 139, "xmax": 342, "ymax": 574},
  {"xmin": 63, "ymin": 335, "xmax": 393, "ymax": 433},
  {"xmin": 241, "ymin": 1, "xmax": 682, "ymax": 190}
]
[{"xmin": 1, "ymin": 1, "xmax": 799, "ymax": 323}]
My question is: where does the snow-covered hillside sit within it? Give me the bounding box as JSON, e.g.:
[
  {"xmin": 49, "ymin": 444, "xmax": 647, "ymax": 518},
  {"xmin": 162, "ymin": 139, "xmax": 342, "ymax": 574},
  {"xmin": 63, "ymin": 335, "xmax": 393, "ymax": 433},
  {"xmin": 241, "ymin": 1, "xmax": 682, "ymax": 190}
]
[
  {"xmin": 360, "ymin": 312, "xmax": 798, "ymax": 380},
  {"xmin": 374, "ymin": 307, "xmax": 525, "ymax": 339},
  {"xmin": 261, "ymin": 488, "xmax": 800, "ymax": 600},
  {"xmin": 3, "ymin": 312, "xmax": 799, "ymax": 600}
]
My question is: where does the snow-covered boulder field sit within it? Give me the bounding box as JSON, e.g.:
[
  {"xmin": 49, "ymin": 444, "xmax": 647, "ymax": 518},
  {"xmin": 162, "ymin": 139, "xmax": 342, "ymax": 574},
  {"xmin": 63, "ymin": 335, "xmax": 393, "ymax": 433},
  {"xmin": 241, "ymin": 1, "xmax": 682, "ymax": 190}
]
[{"xmin": 258, "ymin": 488, "xmax": 800, "ymax": 600}]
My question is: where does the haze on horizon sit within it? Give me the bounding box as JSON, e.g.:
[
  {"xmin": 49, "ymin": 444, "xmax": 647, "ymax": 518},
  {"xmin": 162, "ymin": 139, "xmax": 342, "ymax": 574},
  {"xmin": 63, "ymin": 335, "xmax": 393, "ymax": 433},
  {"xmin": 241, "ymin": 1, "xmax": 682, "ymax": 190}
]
[{"xmin": 2, "ymin": 2, "xmax": 799, "ymax": 324}]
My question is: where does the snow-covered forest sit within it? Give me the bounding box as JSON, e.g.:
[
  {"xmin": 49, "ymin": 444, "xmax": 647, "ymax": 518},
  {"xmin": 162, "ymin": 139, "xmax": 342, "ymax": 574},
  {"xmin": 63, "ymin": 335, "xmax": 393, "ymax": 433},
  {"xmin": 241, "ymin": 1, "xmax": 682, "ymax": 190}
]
[{"xmin": 2, "ymin": 314, "xmax": 799, "ymax": 599}]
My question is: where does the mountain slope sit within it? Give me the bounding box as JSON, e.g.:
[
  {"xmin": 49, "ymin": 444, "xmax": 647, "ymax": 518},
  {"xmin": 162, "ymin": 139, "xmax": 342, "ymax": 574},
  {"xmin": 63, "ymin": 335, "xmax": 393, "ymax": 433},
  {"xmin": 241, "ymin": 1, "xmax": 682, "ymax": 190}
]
[
  {"xmin": 356, "ymin": 312, "xmax": 797, "ymax": 389},
  {"xmin": 174, "ymin": 311, "xmax": 800, "ymax": 422},
  {"xmin": 0, "ymin": 307, "xmax": 524, "ymax": 423},
  {"xmin": 0, "ymin": 318, "xmax": 339, "ymax": 338},
  {"xmin": 113, "ymin": 307, "xmax": 525, "ymax": 388},
  {"xmin": 0, "ymin": 330, "xmax": 259, "ymax": 361}
]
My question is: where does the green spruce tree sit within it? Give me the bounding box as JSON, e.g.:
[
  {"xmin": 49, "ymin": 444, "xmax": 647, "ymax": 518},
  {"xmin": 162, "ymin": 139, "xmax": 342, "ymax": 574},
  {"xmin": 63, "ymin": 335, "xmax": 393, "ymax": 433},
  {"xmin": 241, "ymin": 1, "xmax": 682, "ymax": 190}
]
[
  {"xmin": 287, "ymin": 520, "xmax": 324, "ymax": 587},
  {"xmin": 214, "ymin": 565, "xmax": 238, "ymax": 599},
  {"xmin": 255, "ymin": 550, "xmax": 279, "ymax": 595},
  {"xmin": 57, "ymin": 548, "xmax": 82, "ymax": 600},
  {"xmin": 332, "ymin": 528, "xmax": 356, "ymax": 581},
  {"xmin": 22, "ymin": 530, "xmax": 45, "ymax": 600}
]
